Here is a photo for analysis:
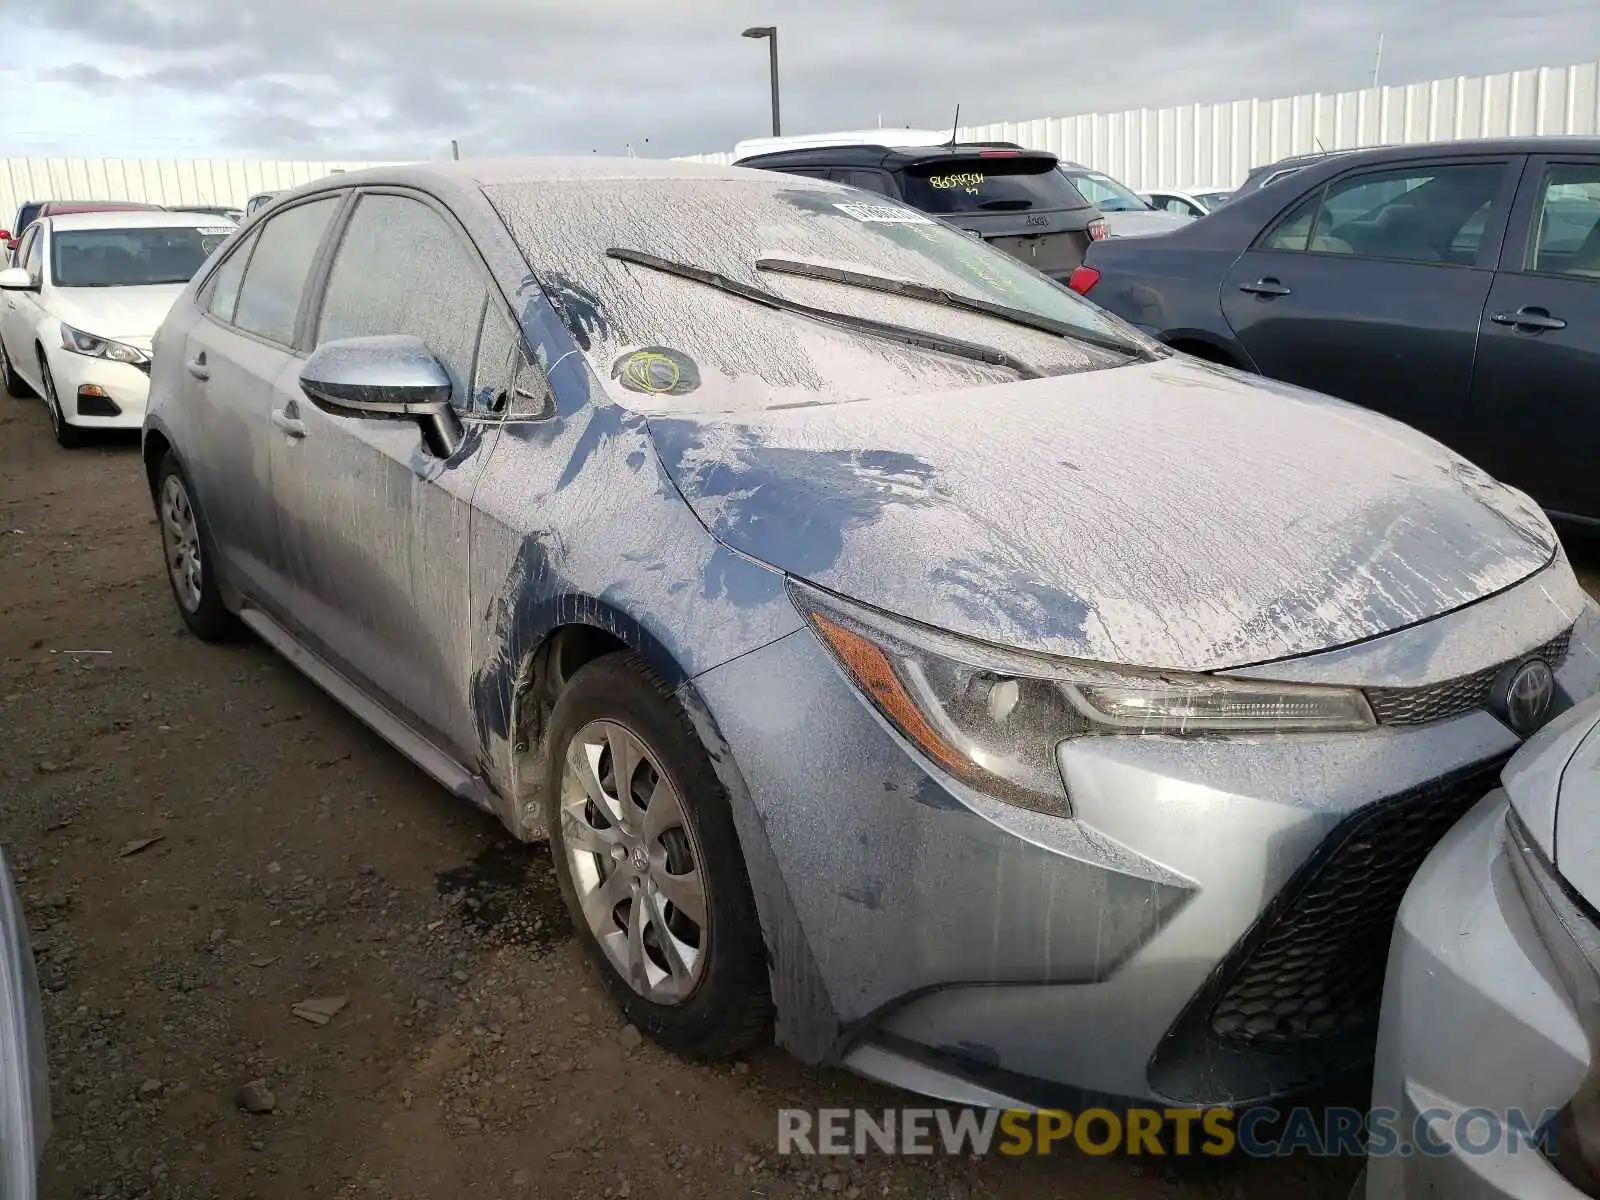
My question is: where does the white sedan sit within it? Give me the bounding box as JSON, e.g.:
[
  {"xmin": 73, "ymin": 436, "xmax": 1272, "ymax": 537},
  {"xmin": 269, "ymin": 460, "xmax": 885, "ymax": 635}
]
[
  {"xmin": 0, "ymin": 210, "xmax": 234, "ymax": 447},
  {"xmin": 1140, "ymin": 187, "xmax": 1235, "ymax": 217}
]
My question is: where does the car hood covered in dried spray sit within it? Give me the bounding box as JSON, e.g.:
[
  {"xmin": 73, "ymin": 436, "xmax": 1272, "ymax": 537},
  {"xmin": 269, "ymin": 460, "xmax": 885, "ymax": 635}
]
[{"xmin": 646, "ymin": 358, "xmax": 1557, "ymax": 673}]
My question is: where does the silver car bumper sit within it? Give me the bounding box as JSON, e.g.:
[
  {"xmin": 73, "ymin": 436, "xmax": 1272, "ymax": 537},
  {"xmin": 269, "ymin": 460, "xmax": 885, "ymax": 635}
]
[
  {"xmin": 0, "ymin": 851, "xmax": 48, "ymax": 1200},
  {"xmin": 691, "ymin": 590, "xmax": 1600, "ymax": 1109},
  {"xmin": 1367, "ymin": 792, "xmax": 1589, "ymax": 1199}
]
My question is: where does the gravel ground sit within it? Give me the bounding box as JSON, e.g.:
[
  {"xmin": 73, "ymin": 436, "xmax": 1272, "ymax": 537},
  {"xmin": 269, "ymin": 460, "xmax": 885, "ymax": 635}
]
[{"xmin": 1, "ymin": 393, "xmax": 1594, "ymax": 1200}]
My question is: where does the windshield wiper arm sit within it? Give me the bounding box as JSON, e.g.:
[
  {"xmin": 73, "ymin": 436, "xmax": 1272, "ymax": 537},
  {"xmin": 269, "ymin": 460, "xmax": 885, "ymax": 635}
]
[
  {"xmin": 606, "ymin": 247, "xmax": 1042, "ymax": 379},
  {"xmin": 755, "ymin": 257, "xmax": 1153, "ymax": 360}
]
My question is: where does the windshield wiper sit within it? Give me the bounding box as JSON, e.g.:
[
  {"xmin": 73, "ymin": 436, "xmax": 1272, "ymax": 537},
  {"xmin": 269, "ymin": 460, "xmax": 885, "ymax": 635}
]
[
  {"xmin": 605, "ymin": 247, "xmax": 1041, "ymax": 379},
  {"xmin": 754, "ymin": 257, "xmax": 1152, "ymax": 360}
]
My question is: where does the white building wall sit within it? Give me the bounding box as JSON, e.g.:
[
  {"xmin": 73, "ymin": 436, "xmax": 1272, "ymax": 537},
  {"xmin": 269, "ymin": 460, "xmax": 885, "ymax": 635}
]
[{"xmin": 679, "ymin": 59, "xmax": 1600, "ymax": 189}]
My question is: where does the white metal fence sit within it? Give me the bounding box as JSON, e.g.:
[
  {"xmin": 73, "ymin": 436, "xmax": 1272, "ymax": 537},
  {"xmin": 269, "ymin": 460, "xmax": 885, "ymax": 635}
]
[
  {"xmin": 680, "ymin": 59, "xmax": 1600, "ymax": 191},
  {"xmin": 6, "ymin": 58, "xmax": 1599, "ymax": 220},
  {"xmin": 0, "ymin": 158, "xmax": 395, "ymax": 228}
]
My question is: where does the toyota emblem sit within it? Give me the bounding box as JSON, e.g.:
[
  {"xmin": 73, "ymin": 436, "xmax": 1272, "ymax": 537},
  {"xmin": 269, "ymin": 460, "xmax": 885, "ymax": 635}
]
[{"xmin": 1499, "ymin": 658, "xmax": 1556, "ymax": 736}]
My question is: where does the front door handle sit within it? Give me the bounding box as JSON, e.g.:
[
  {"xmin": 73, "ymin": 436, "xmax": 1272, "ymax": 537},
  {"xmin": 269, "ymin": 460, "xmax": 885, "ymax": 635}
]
[
  {"xmin": 271, "ymin": 408, "xmax": 306, "ymax": 439},
  {"xmin": 1239, "ymin": 278, "xmax": 1292, "ymax": 297},
  {"xmin": 186, "ymin": 351, "xmax": 209, "ymax": 380},
  {"xmin": 1491, "ymin": 306, "xmax": 1566, "ymax": 332}
]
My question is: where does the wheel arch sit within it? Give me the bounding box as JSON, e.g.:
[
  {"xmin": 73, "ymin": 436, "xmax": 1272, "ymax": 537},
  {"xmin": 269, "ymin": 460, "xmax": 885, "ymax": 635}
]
[{"xmin": 1163, "ymin": 330, "xmax": 1251, "ymax": 368}]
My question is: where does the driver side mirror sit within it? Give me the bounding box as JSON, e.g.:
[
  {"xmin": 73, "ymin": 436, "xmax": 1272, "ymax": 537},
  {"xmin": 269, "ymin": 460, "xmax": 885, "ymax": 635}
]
[
  {"xmin": 0, "ymin": 267, "xmax": 36, "ymax": 292},
  {"xmin": 299, "ymin": 335, "xmax": 463, "ymax": 457}
]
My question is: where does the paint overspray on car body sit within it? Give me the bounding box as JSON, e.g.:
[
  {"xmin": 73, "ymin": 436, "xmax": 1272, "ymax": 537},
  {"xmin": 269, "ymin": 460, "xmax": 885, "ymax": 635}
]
[{"xmin": 142, "ymin": 158, "xmax": 1600, "ymax": 1102}]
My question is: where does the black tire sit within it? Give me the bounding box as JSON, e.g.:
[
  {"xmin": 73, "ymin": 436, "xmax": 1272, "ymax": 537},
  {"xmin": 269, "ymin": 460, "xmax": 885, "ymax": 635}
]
[
  {"xmin": 37, "ymin": 351, "xmax": 85, "ymax": 448},
  {"xmin": 1, "ymin": 340, "xmax": 31, "ymax": 398},
  {"xmin": 154, "ymin": 452, "xmax": 236, "ymax": 641},
  {"xmin": 543, "ymin": 651, "xmax": 771, "ymax": 1058}
]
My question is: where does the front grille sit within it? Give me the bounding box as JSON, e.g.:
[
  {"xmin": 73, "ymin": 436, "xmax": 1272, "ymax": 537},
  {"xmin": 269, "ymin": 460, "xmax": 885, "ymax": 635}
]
[
  {"xmin": 1208, "ymin": 756, "xmax": 1508, "ymax": 1047},
  {"xmin": 1366, "ymin": 627, "xmax": 1573, "ymax": 727}
]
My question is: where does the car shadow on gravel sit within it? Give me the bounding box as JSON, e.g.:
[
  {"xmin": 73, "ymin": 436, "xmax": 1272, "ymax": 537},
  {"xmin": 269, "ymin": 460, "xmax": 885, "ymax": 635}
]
[{"xmin": 434, "ymin": 838, "xmax": 570, "ymax": 952}]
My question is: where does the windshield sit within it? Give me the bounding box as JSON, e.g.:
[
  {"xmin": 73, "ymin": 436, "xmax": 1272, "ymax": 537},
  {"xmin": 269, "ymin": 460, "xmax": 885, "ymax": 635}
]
[
  {"xmin": 896, "ymin": 157, "xmax": 1092, "ymax": 214},
  {"xmin": 51, "ymin": 226, "xmax": 230, "ymax": 287},
  {"xmin": 1196, "ymin": 190, "xmax": 1233, "ymax": 209},
  {"xmin": 1061, "ymin": 169, "xmax": 1151, "ymax": 213},
  {"xmin": 486, "ymin": 176, "xmax": 1149, "ymax": 413}
]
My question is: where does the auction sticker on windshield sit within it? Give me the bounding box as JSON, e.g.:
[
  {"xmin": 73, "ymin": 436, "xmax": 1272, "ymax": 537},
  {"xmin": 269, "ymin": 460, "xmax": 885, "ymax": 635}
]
[{"xmin": 833, "ymin": 203, "xmax": 934, "ymax": 225}]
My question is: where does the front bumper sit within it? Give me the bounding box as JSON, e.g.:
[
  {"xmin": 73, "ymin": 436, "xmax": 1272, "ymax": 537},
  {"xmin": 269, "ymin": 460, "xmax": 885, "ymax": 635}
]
[
  {"xmin": 49, "ymin": 347, "xmax": 149, "ymax": 428},
  {"xmin": 690, "ymin": 574, "xmax": 1600, "ymax": 1110},
  {"xmin": 1365, "ymin": 793, "xmax": 1589, "ymax": 1199}
]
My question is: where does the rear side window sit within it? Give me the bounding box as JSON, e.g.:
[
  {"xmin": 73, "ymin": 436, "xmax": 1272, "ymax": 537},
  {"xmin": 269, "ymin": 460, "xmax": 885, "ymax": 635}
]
[
  {"xmin": 1258, "ymin": 163, "xmax": 1506, "ymax": 266},
  {"xmin": 835, "ymin": 169, "xmax": 893, "ymax": 196},
  {"xmin": 205, "ymin": 229, "xmax": 258, "ymax": 324},
  {"xmin": 1059, "ymin": 168, "xmax": 1148, "ymax": 213},
  {"xmin": 233, "ymin": 197, "xmax": 340, "ymax": 345},
  {"xmin": 898, "ymin": 157, "xmax": 1091, "ymax": 214},
  {"xmin": 315, "ymin": 194, "xmax": 489, "ymax": 411}
]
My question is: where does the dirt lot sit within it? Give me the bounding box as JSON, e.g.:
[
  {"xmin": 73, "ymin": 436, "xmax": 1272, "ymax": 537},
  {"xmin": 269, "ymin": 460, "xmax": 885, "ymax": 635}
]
[{"xmin": 1, "ymin": 397, "xmax": 1594, "ymax": 1200}]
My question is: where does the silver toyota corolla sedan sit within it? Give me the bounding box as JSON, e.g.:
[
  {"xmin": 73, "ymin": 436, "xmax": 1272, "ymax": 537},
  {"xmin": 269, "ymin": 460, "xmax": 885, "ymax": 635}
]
[
  {"xmin": 141, "ymin": 158, "xmax": 1600, "ymax": 1111},
  {"xmin": 1368, "ymin": 694, "xmax": 1600, "ymax": 1199}
]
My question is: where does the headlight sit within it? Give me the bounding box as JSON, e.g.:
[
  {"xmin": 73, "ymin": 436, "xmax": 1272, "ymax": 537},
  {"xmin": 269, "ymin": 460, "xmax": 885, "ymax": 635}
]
[
  {"xmin": 789, "ymin": 581, "xmax": 1375, "ymax": 817},
  {"xmin": 59, "ymin": 325, "xmax": 147, "ymax": 365}
]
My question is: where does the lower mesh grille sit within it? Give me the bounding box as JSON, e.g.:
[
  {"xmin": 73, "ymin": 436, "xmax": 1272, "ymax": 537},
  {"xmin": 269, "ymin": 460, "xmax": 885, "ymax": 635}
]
[
  {"xmin": 1208, "ymin": 756, "xmax": 1509, "ymax": 1046},
  {"xmin": 1366, "ymin": 628, "xmax": 1572, "ymax": 726}
]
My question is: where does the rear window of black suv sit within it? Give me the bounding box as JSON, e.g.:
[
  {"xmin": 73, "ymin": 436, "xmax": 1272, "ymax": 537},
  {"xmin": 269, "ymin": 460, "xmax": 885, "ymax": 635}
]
[{"xmin": 898, "ymin": 155, "xmax": 1094, "ymax": 215}]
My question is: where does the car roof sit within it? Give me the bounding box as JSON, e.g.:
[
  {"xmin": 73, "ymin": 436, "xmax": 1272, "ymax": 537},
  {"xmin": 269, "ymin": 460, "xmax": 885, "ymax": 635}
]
[
  {"xmin": 734, "ymin": 140, "xmax": 1039, "ymax": 168},
  {"xmin": 273, "ymin": 157, "xmax": 795, "ymax": 202},
  {"xmin": 46, "ymin": 209, "xmax": 237, "ymax": 232},
  {"xmin": 37, "ymin": 200, "xmax": 165, "ymax": 215},
  {"xmin": 1246, "ymin": 136, "xmax": 1600, "ymax": 178},
  {"xmin": 734, "ymin": 129, "xmax": 958, "ymax": 160}
]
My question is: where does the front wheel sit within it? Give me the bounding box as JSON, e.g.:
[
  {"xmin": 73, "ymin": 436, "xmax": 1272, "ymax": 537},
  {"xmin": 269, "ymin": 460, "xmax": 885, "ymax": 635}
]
[
  {"xmin": 37, "ymin": 352, "xmax": 84, "ymax": 448},
  {"xmin": 155, "ymin": 453, "xmax": 235, "ymax": 641},
  {"xmin": 543, "ymin": 652, "xmax": 771, "ymax": 1058}
]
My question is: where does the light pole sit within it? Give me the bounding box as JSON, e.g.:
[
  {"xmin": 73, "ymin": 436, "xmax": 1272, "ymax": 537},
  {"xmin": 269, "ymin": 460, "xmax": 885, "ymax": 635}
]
[{"xmin": 742, "ymin": 26, "xmax": 780, "ymax": 137}]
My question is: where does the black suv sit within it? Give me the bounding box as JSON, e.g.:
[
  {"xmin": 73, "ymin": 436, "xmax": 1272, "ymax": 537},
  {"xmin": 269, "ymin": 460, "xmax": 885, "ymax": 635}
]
[{"xmin": 735, "ymin": 141, "xmax": 1108, "ymax": 279}]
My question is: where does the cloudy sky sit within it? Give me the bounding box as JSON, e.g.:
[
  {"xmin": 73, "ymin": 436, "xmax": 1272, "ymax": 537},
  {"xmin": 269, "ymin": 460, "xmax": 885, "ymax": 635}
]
[{"xmin": 4, "ymin": 0, "xmax": 1598, "ymax": 161}]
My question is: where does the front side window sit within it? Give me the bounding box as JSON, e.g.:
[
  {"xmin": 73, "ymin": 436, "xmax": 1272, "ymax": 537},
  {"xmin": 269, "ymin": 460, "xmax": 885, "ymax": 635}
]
[
  {"xmin": 471, "ymin": 303, "xmax": 536, "ymax": 417},
  {"xmin": 315, "ymin": 193, "xmax": 489, "ymax": 411},
  {"xmin": 49, "ymin": 225, "xmax": 231, "ymax": 288},
  {"xmin": 899, "ymin": 158, "xmax": 1093, "ymax": 214},
  {"xmin": 232, "ymin": 197, "xmax": 340, "ymax": 345},
  {"xmin": 1259, "ymin": 163, "xmax": 1505, "ymax": 265},
  {"xmin": 1528, "ymin": 164, "xmax": 1600, "ymax": 278}
]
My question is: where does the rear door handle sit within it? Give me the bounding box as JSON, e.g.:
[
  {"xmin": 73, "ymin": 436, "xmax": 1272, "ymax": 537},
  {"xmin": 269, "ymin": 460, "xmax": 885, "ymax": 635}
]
[
  {"xmin": 186, "ymin": 351, "xmax": 209, "ymax": 380},
  {"xmin": 1491, "ymin": 306, "xmax": 1566, "ymax": 332},
  {"xmin": 271, "ymin": 408, "xmax": 306, "ymax": 439},
  {"xmin": 1239, "ymin": 278, "xmax": 1292, "ymax": 297}
]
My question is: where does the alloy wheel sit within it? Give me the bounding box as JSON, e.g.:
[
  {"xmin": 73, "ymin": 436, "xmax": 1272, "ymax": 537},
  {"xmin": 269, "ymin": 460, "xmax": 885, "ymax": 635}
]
[
  {"xmin": 159, "ymin": 474, "xmax": 204, "ymax": 613},
  {"xmin": 559, "ymin": 719, "xmax": 709, "ymax": 1005},
  {"xmin": 38, "ymin": 357, "xmax": 60, "ymax": 435}
]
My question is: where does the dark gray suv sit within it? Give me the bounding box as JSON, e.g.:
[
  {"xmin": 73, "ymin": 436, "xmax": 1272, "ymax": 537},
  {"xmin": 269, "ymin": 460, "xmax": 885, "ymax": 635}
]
[{"xmin": 734, "ymin": 139, "xmax": 1108, "ymax": 279}]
